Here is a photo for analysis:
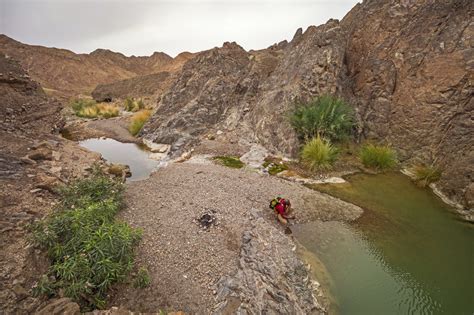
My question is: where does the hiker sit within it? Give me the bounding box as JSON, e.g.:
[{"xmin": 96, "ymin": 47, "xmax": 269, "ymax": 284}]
[{"xmin": 270, "ymin": 197, "xmax": 295, "ymax": 225}]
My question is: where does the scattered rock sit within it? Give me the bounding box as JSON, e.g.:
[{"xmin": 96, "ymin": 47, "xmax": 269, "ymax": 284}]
[
  {"xmin": 36, "ymin": 298, "xmax": 80, "ymax": 315},
  {"xmin": 12, "ymin": 284, "xmax": 28, "ymax": 301}
]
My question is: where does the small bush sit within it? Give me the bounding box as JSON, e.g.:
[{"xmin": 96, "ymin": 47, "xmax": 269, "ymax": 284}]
[
  {"xmin": 359, "ymin": 144, "xmax": 397, "ymax": 170},
  {"xmin": 70, "ymin": 99, "xmax": 97, "ymax": 112},
  {"xmin": 128, "ymin": 110, "xmax": 152, "ymax": 136},
  {"xmin": 301, "ymin": 136, "xmax": 338, "ymax": 171},
  {"xmin": 263, "ymin": 161, "xmax": 289, "ymax": 175},
  {"xmin": 213, "ymin": 156, "xmax": 244, "ymax": 169},
  {"xmin": 96, "ymin": 104, "xmax": 119, "ymax": 118},
  {"xmin": 31, "ymin": 171, "xmax": 142, "ymax": 310},
  {"xmin": 134, "ymin": 267, "xmax": 151, "ymax": 288},
  {"xmin": 124, "ymin": 98, "xmax": 145, "ymax": 112},
  {"xmin": 71, "ymin": 98, "xmax": 119, "ymax": 119},
  {"xmin": 289, "ymin": 95, "xmax": 354, "ymax": 142},
  {"xmin": 411, "ymin": 164, "xmax": 442, "ymax": 187}
]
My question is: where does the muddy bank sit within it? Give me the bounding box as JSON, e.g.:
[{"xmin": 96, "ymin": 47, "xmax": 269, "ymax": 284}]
[{"xmin": 111, "ymin": 160, "xmax": 362, "ymax": 313}]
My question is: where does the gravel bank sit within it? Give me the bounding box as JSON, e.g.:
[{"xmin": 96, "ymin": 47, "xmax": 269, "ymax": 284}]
[{"xmin": 112, "ymin": 161, "xmax": 362, "ymax": 313}]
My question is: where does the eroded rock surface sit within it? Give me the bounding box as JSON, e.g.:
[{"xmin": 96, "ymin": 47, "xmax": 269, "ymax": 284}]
[
  {"xmin": 213, "ymin": 211, "xmax": 325, "ymax": 314},
  {"xmin": 141, "ymin": 0, "xmax": 473, "ymax": 208}
]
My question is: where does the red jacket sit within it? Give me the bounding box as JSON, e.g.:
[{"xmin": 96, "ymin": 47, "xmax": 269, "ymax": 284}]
[{"xmin": 275, "ymin": 199, "xmax": 288, "ymax": 216}]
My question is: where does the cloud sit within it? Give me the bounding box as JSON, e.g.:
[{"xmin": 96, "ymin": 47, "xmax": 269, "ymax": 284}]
[{"xmin": 0, "ymin": 0, "xmax": 359, "ymax": 56}]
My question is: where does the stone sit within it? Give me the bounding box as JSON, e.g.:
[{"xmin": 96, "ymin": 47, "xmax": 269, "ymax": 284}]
[
  {"xmin": 36, "ymin": 298, "xmax": 80, "ymax": 315},
  {"xmin": 35, "ymin": 174, "xmax": 60, "ymax": 192},
  {"xmin": 12, "ymin": 284, "xmax": 28, "ymax": 301},
  {"xmin": 28, "ymin": 147, "xmax": 53, "ymax": 161}
]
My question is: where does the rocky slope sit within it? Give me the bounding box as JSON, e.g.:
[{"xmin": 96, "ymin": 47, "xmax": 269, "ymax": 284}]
[
  {"xmin": 0, "ymin": 54, "xmax": 102, "ymax": 314},
  {"xmin": 141, "ymin": 0, "xmax": 473, "ymax": 209},
  {"xmin": 0, "ymin": 35, "xmax": 193, "ymax": 98}
]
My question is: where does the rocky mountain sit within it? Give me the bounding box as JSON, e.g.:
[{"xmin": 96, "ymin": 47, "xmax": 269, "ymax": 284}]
[
  {"xmin": 0, "ymin": 35, "xmax": 193, "ymax": 98},
  {"xmin": 141, "ymin": 0, "xmax": 473, "ymax": 208}
]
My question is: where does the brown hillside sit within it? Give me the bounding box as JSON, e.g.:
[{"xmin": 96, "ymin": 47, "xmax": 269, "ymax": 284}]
[{"xmin": 0, "ymin": 35, "xmax": 193, "ymax": 98}]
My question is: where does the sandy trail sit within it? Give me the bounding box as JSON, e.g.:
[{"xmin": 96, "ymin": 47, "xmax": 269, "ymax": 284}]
[{"xmin": 110, "ymin": 160, "xmax": 361, "ymax": 313}]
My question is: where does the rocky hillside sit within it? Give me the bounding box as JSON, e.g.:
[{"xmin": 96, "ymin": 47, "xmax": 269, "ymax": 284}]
[
  {"xmin": 91, "ymin": 71, "xmax": 173, "ymax": 102},
  {"xmin": 141, "ymin": 0, "xmax": 473, "ymax": 208},
  {"xmin": 0, "ymin": 35, "xmax": 193, "ymax": 98}
]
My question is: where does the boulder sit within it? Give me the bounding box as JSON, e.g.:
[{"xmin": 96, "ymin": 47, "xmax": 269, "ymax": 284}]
[{"xmin": 36, "ymin": 298, "xmax": 80, "ymax": 315}]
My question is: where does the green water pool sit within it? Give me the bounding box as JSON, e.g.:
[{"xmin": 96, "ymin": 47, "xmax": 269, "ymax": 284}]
[{"xmin": 293, "ymin": 172, "xmax": 474, "ymax": 315}]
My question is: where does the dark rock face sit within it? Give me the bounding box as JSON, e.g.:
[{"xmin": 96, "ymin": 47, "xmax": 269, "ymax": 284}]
[
  {"xmin": 142, "ymin": 0, "xmax": 473, "ymax": 207},
  {"xmin": 343, "ymin": 0, "xmax": 473, "ymax": 208}
]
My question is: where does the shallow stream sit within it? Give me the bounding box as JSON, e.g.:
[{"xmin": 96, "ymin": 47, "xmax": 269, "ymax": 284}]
[
  {"xmin": 293, "ymin": 172, "xmax": 473, "ymax": 314},
  {"xmin": 79, "ymin": 138, "xmax": 160, "ymax": 181}
]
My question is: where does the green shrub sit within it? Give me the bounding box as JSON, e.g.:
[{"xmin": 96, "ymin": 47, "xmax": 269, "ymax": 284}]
[
  {"xmin": 128, "ymin": 110, "xmax": 152, "ymax": 136},
  {"xmin": 263, "ymin": 161, "xmax": 289, "ymax": 175},
  {"xmin": 70, "ymin": 98, "xmax": 97, "ymax": 113},
  {"xmin": 301, "ymin": 136, "xmax": 338, "ymax": 171},
  {"xmin": 359, "ymin": 144, "xmax": 397, "ymax": 170},
  {"xmin": 124, "ymin": 98, "xmax": 145, "ymax": 112},
  {"xmin": 411, "ymin": 164, "xmax": 442, "ymax": 187},
  {"xmin": 289, "ymin": 95, "xmax": 354, "ymax": 142},
  {"xmin": 31, "ymin": 171, "xmax": 142, "ymax": 310},
  {"xmin": 134, "ymin": 267, "xmax": 151, "ymax": 288},
  {"xmin": 213, "ymin": 156, "xmax": 244, "ymax": 169}
]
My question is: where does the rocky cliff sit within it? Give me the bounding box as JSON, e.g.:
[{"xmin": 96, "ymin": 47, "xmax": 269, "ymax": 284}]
[
  {"xmin": 141, "ymin": 0, "xmax": 473, "ymax": 208},
  {"xmin": 0, "ymin": 35, "xmax": 192, "ymax": 98}
]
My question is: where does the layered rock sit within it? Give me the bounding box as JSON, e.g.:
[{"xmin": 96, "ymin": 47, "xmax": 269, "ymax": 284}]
[{"xmin": 142, "ymin": 0, "xmax": 473, "ymax": 208}]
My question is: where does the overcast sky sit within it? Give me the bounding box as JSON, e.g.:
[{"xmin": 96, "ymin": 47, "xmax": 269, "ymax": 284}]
[{"xmin": 0, "ymin": 0, "xmax": 359, "ymax": 57}]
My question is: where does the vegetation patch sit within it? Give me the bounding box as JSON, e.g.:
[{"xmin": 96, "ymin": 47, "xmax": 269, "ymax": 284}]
[
  {"xmin": 289, "ymin": 95, "xmax": 354, "ymax": 142},
  {"xmin": 124, "ymin": 97, "xmax": 145, "ymax": 112},
  {"xmin": 359, "ymin": 144, "xmax": 397, "ymax": 170},
  {"xmin": 129, "ymin": 109, "xmax": 152, "ymax": 136},
  {"xmin": 70, "ymin": 98, "xmax": 120, "ymax": 118},
  {"xmin": 263, "ymin": 160, "xmax": 289, "ymax": 175},
  {"xmin": 301, "ymin": 136, "xmax": 339, "ymax": 171},
  {"xmin": 213, "ymin": 156, "xmax": 244, "ymax": 169},
  {"xmin": 411, "ymin": 164, "xmax": 442, "ymax": 187},
  {"xmin": 31, "ymin": 170, "xmax": 143, "ymax": 310},
  {"xmin": 134, "ymin": 267, "xmax": 151, "ymax": 288}
]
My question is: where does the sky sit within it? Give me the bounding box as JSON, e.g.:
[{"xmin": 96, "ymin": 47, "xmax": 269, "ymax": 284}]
[{"xmin": 0, "ymin": 0, "xmax": 359, "ymax": 57}]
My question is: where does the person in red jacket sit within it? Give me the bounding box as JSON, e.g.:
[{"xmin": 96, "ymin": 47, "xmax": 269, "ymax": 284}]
[{"xmin": 274, "ymin": 198, "xmax": 294, "ymax": 225}]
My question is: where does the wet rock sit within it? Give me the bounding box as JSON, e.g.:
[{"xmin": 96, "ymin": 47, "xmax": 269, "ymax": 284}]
[{"xmin": 107, "ymin": 163, "xmax": 131, "ymax": 179}]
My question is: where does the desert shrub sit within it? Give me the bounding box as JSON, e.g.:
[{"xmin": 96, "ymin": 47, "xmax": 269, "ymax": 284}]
[
  {"xmin": 96, "ymin": 103, "xmax": 119, "ymax": 118},
  {"xmin": 359, "ymin": 144, "xmax": 397, "ymax": 170},
  {"xmin": 134, "ymin": 267, "xmax": 151, "ymax": 288},
  {"xmin": 71, "ymin": 98, "xmax": 119, "ymax": 118},
  {"xmin": 128, "ymin": 110, "xmax": 152, "ymax": 136},
  {"xmin": 124, "ymin": 98, "xmax": 145, "ymax": 112},
  {"xmin": 290, "ymin": 95, "xmax": 354, "ymax": 142},
  {"xmin": 70, "ymin": 98, "xmax": 97, "ymax": 112},
  {"xmin": 213, "ymin": 156, "xmax": 244, "ymax": 169},
  {"xmin": 301, "ymin": 136, "xmax": 338, "ymax": 171},
  {"xmin": 31, "ymin": 171, "xmax": 142, "ymax": 310},
  {"xmin": 411, "ymin": 164, "xmax": 442, "ymax": 187},
  {"xmin": 124, "ymin": 97, "xmax": 135, "ymax": 111}
]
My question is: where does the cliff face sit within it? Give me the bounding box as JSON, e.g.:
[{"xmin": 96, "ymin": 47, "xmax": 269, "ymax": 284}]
[
  {"xmin": 0, "ymin": 35, "xmax": 193, "ymax": 98},
  {"xmin": 142, "ymin": 0, "xmax": 473, "ymax": 207}
]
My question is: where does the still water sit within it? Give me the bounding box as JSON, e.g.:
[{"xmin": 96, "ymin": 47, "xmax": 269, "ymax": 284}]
[
  {"xmin": 79, "ymin": 138, "xmax": 160, "ymax": 181},
  {"xmin": 293, "ymin": 172, "xmax": 473, "ymax": 315}
]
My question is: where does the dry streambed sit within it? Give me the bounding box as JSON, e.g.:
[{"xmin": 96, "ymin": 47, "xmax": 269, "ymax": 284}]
[{"xmin": 111, "ymin": 161, "xmax": 362, "ymax": 313}]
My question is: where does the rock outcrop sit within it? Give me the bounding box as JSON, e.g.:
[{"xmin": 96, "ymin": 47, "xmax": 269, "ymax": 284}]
[
  {"xmin": 0, "ymin": 35, "xmax": 193, "ymax": 98},
  {"xmin": 213, "ymin": 211, "xmax": 325, "ymax": 314},
  {"xmin": 141, "ymin": 0, "xmax": 473, "ymax": 208}
]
